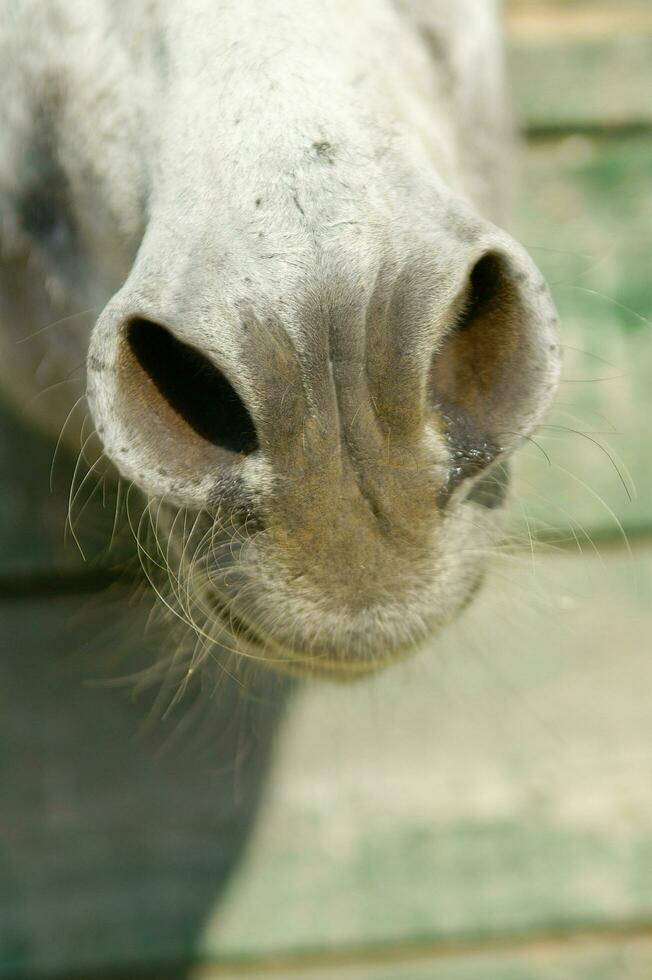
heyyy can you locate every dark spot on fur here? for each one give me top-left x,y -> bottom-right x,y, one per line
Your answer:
292,192 -> 305,216
313,140 -> 335,164
208,471 -> 263,531
18,135 -> 77,259
154,29 -> 169,78
419,26 -> 454,92
19,188 -> 71,249
441,213 -> 476,245
255,197 -> 262,208
368,500 -> 392,534
88,355 -> 107,373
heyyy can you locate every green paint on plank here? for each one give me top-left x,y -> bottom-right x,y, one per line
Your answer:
199,550 -> 652,962
509,36 -> 652,131
511,133 -> 652,539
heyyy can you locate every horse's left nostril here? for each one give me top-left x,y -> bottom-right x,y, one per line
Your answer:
125,318 -> 259,456
429,247 -> 559,495
455,252 -> 502,330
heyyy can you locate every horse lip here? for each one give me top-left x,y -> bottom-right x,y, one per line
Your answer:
281,655 -> 408,681
207,589 -> 416,677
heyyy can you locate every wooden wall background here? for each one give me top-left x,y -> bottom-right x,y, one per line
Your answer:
2,1 -> 652,977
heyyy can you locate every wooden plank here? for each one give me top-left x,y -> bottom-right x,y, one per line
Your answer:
194,547 -> 652,962
510,132 -> 652,542
3,551 -> 652,976
507,36 -> 652,132
0,593 -> 289,978
190,933 -> 652,978
505,0 -> 652,132
506,2 -> 652,42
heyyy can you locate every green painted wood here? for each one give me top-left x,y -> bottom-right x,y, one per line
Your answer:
193,935 -> 652,979
506,2 -> 652,132
509,36 -> 652,132
510,1 -> 652,6
6,552 -> 652,977
0,593 -> 288,978
510,131 -> 652,543
0,399 -> 133,579
194,547 -> 652,962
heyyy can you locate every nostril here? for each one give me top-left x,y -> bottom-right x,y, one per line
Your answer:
430,250 -> 527,436
430,247 -> 558,497
125,318 -> 258,455
456,252 -> 502,330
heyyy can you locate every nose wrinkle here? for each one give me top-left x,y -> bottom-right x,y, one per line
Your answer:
326,304 -> 397,526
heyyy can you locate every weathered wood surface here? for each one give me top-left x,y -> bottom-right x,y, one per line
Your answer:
0,404 -> 132,580
5,550 -> 650,979
191,933 -> 652,979
506,1 -> 652,131
0,594 -> 289,979
510,132 -> 652,542
195,549 -> 652,966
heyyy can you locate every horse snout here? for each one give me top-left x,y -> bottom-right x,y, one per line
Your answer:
86,227 -> 560,675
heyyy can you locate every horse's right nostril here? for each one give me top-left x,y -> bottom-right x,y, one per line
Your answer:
125,318 -> 259,456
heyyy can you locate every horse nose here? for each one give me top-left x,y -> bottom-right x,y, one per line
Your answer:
87,235 -> 559,511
